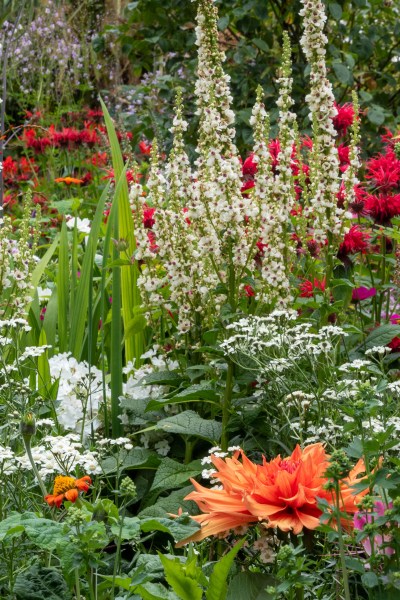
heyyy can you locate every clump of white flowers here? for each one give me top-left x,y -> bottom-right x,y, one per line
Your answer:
48,353 -> 109,436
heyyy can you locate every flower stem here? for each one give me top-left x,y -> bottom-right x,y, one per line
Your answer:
75,568 -> 81,600
335,482 -> 351,600
23,436 -> 48,498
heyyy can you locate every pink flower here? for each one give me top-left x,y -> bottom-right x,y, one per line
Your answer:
354,501 -> 394,557
352,287 -> 377,302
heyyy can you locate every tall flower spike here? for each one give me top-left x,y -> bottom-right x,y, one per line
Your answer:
341,92 -> 361,214
300,0 -> 342,243
255,35 -> 297,307
166,88 -> 192,211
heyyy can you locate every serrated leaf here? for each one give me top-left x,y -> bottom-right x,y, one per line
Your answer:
13,565 -> 71,600
21,514 -> 66,551
364,324 -> 400,349
140,515 -> 200,543
207,538 -> 246,600
150,458 -> 202,493
156,411 -> 222,442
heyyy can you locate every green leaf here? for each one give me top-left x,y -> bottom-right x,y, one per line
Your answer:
111,516 -> 140,540
133,582 -> 180,600
21,515 -> 66,551
124,314 -> 147,338
345,557 -> 365,574
252,38 -> 269,52
217,16 -> 229,30
332,62 -> 352,85
101,447 -> 160,474
328,3 -> 342,19
156,411 -> 222,442
150,458 -> 202,493
140,515 -> 200,543
13,565 -> 71,600
367,105 -> 385,126
226,571 -> 275,600
37,328 -> 51,398
361,572 -> 379,588
100,99 -> 143,366
0,512 -> 25,541
207,539 -> 246,600
158,554 -> 203,600
140,370 -> 184,387
364,324 -> 400,349
139,485 -> 199,518
68,184 -> 109,360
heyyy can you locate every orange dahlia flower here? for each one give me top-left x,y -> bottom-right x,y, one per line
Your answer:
45,475 -> 92,508
177,444 -> 367,546
55,176 -> 84,185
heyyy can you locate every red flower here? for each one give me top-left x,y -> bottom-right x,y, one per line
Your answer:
349,185 -> 366,214
45,475 -> 92,508
332,102 -> 355,136
337,144 -> 350,169
139,140 -> 152,155
363,193 -> 400,225
143,206 -> 156,229
242,153 -> 257,177
244,285 -> 255,297
338,225 -> 369,259
366,151 -> 400,191
299,278 -> 326,298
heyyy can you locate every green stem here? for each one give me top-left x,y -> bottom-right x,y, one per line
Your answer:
221,360 -> 234,451
335,482 -> 351,600
23,436 -> 48,498
75,568 -> 81,600
111,511 -> 125,600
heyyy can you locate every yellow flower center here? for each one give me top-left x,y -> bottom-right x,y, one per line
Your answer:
53,475 -> 76,496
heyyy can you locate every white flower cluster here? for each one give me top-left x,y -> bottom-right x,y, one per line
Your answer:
48,353 -> 109,435
299,0 -> 347,242
17,433 -> 101,479
221,312 -> 347,376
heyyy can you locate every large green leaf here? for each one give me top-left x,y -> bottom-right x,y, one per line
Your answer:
13,565 -> 71,600
150,458 -> 202,493
364,324 -> 400,350
156,411 -> 222,442
140,514 -> 200,543
139,485 -> 198,518
101,447 -> 160,474
56,221 -> 69,352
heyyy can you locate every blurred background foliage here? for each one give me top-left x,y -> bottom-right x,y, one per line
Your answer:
2,0 -> 400,153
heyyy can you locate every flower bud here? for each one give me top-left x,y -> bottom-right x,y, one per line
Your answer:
20,412 -> 36,440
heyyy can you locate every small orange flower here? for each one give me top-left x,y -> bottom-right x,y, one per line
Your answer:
45,475 -> 91,508
55,176 -> 84,185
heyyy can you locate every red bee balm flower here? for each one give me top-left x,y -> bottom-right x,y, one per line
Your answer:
45,475 -> 92,508
363,193 -> 400,225
332,102 -> 355,136
338,225 -> 369,259
366,151 -> 400,191
299,278 -> 326,298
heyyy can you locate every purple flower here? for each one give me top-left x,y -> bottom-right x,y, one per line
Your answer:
389,314 -> 400,325
354,501 -> 394,556
352,287 -> 377,302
